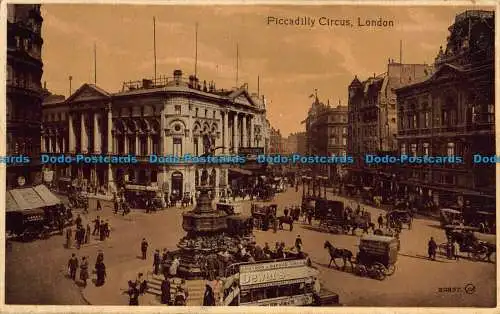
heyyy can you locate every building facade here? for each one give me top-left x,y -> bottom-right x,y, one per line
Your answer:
303,97 -> 348,180
6,4 -> 44,188
283,132 -> 307,155
395,10 -> 495,209
41,70 -> 267,199
269,127 -> 285,154
347,61 -> 433,189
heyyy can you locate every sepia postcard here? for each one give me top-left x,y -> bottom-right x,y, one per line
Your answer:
1,1 -> 498,311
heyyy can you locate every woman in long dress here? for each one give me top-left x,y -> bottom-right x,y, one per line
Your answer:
79,256 -> 89,287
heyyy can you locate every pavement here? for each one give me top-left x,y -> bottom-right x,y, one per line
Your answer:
5,186 -> 496,307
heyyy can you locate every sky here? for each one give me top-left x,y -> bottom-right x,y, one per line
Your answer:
40,4 -> 494,136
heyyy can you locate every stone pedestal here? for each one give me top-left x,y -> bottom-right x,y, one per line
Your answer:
168,184 -> 254,279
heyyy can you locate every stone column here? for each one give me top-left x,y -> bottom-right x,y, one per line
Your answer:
93,112 -> 101,154
124,135 -> 129,154
198,136 -> 203,156
242,115 -> 247,148
135,133 -> 140,156
107,107 -> 113,154
55,133 -> 60,153
163,130 -> 168,156
223,111 -> 229,154
62,136 -> 66,152
233,113 -> 238,154
69,114 -> 76,153
147,134 -> 152,155
249,116 -> 254,148
48,135 -> 53,153
81,113 -> 88,153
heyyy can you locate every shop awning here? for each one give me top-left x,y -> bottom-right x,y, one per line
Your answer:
229,168 -> 253,176
6,185 -> 61,212
34,185 -> 61,207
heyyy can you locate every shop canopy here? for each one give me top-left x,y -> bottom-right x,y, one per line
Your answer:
6,185 -> 62,212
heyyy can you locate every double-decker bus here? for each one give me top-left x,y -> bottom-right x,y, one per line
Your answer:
221,258 -> 340,306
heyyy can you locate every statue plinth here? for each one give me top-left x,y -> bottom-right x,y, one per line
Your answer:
182,185 -> 228,234
169,184 -> 253,279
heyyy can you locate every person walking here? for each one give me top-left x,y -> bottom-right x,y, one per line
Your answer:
203,284 -> 215,306
80,256 -> 89,287
169,256 -> 180,277
99,220 -> 106,241
92,216 -> 100,236
141,238 -> 149,260
104,220 -> 110,238
97,199 -> 102,211
75,226 -> 82,249
95,260 -> 106,286
126,281 -> 140,305
428,237 -> 437,260
153,249 -> 161,275
85,223 -> 91,244
75,214 -> 82,228
68,253 -> 79,281
66,227 -> 73,249
453,240 -> 460,260
377,214 -> 384,229
161,275 -> 171,305
295,235 -> 302,252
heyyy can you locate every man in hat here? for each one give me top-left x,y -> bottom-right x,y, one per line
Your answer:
153,249 -> 161,275
295,235 -> 302,252
75,214 -> 82,228
141,238 -> 149,260
68,253 -> 79,281
92,216 -> 100,236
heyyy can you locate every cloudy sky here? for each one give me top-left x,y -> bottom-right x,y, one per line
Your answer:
40,4 -> 492,136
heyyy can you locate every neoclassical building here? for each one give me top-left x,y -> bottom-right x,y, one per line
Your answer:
42,70 -> 268,199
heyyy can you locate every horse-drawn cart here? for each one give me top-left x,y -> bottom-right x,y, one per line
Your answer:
354,235 -> 399,280
386,210 -> 413,230
439,225 -> 494,262
251,203 -> 277,230
317,200 -> 346,234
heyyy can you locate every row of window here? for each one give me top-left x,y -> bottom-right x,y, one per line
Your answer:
400,142 -> 456,157
327,115 -> 348,123
400,104 -> 495,130
6,65 -> 40,90
329,137 -> 348,146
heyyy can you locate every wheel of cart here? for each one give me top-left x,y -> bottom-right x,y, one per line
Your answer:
369,262 -> 387,281
467,244 -> 489,262
356,235 -> 398,280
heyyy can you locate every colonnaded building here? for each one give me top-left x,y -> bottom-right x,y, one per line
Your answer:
41,70 -> 269,199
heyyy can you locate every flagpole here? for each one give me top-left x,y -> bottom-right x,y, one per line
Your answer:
154,16 -> 157,83
236,43 -> 239,87
94,43 -> 97,85
195,22 -> 199,78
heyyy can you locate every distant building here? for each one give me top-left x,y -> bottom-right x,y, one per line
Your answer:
6,4 -> 44,188
284,132 -> 307,155
303,97 -> 348,180
395,10 -> 495,209
269,127 -> 285,154
347,60 -> 433,189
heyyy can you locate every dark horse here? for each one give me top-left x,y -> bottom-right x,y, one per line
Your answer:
278,216 -> 294,231
324,240 -> 354,271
